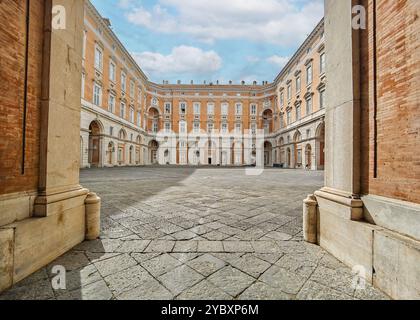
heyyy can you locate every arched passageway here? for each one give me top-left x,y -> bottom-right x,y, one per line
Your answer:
88,121 -> 102,167
149,140 -> 159,164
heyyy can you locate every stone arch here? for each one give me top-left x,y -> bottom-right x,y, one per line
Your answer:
148,107 -> 160,133
305,144 -> 312,169
262,109 -> 273,134
88,120 -> 104,167
264,141 -> 273,166
315,122 -> 325,170
149,140 -> 159,164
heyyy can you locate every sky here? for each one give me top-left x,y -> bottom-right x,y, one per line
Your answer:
90,0 -> 324,84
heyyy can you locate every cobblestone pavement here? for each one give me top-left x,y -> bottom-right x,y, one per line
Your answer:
0,167 -> 389,300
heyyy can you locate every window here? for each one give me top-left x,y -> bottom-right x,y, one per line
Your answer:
109,61 -> 116,82
221,123 -> 228,133
152,121 -> 158,133
110,127 -> 114,136
193,103 -> 200,115
130,80 -> 135,97
306,96 -> 313,115
306,64 -> 313,85
235,103 -> 242,115
251,123 -> 257,135
120,102 -> 126,118
129,107 -> 134,123
296,76 -> 301,93
94,46 -> 103,70
165,103 -> 171,114
137,113 -> 141,127
121,72 -> 126,92
164,122 -> 171,133
207,103 -> 214,115
108,94 -> 115,113
320,53 -> 326,74
320,89 -> 325,109
138,88 -> 142,103
287,110 -> 292,125
193,122 -> 200,133
81,73 -> 85,99
152,97 -> 158,106
280,92 -> 284,106
221,103 -> 228,116
83,31 -> 87,60
287,84 -> 292,101
296,105 -> 301,121
235,123 -> 242,133
93,83 -> 102,106
180,102 -> 187,114
250,104 -> 257,115
179,121 -> 187,134
207,123 -> 214,133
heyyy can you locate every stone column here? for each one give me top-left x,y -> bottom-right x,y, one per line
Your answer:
313,0 -> 372,281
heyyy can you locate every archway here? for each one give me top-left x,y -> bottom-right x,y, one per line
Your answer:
262,109 -> 273,134
88,120 -> 102,167
232,141 -> 243,166
264,141 -> 273,166
148,107 -> 160,133
129,145 -> 134,164
149,140 -> 159,164
316,122 -> 325,170
305,144 -> 312,169
293,130 -> 302,169
287,147 -> 291,168
278,137 -> 284,165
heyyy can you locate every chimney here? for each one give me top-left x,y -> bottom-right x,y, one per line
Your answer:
216,80 -> 219,85
253,81 -> 257,85
191,80 -> 194,84
241,81 -> 245,85
229,80 -> 233,85
177,80 -> 181,85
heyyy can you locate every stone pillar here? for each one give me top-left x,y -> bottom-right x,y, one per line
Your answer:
313,0 -> 371,281
303,194 -> 318,244
85,192 -> 101,240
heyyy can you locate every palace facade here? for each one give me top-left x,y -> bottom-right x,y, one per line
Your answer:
81,0 -> 326,169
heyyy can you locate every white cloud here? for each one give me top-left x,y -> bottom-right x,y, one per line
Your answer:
133,45 -> 222,75
118,0 -> 134,9
125,0 -> 324,45
267,55 -> 290,68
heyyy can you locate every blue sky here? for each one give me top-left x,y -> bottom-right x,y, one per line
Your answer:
91,0 -> 324,84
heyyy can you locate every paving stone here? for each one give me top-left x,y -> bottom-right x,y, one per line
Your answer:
251,241 -> 281,253
223,241 -> 254,253
296,280 -> 354,300
170,253 -> 202,263
117,278 -> 174,300
259,265 -> 306,295
264,231 -> 293,241
176,280 -> 232,300
158,265 -> 204,295
187,254 -> 227,276
207,266 -> 256,297
309,265 -> 355,296
93,253 -> 137,277
144,240 -> 175,252
239,281 -> 293,300
141,254 -> 182,277
104,265 -> 153,295
197,241 -> 224,252
73,238 -> 122,253
54,264 -> 102,294
202,230 -> 231,241
47,251 -> 90,272
0,278 -> 54,300
172,230 -> 198,240
173,241 -> 198,252
57,279 -> 113,300
275,253 -> 318,279
229,254 -> 271,278
130,252 -> 161,263
115,240 -> 151,253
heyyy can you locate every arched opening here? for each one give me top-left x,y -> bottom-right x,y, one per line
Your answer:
148,107 -> 160,133
278,137 -> 284,165
107,142 -> 114,165
305,144 -> 312,169
262,109 -> 273,134
293,130 -> 302,169
117,129 -> 127,165
287,147 -> 291,168
129,145 -> 134,164
149,140 -> 159,164
264,141 -> 273,166
316,122 -> 325,170
88,120 -> 102,167
232,141 -> 243,166
164,149 -> 170,165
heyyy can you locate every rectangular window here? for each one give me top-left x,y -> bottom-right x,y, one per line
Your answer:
320,90 -> 325,109
179,121 -> 187,134
129,107 -> 134,123
221,123 -> 228,133
165,103 -> 171,114
94,47 -> 103,70
280,92 -> 284,106
193,122 -> 200,133
193,103 -> 200,115
306,97 -> 313,115
251,123 -> 257,135
287,110 -> 292,125
93,83 -> 102,106
235,103 -> 242,115
207,123 -> 214,133
165,122 -> 171,132
221,103 -> 228,116
108,94 -> 115,113
250,104 -> 257,115
180,102 -> 187,114
109,61 -> 116,82
320,53 -> 326,74
137,113 -> 141,127
120,102 -> 126,119
207,103 -> 215,115
306,64 -> 313,85
110,127 -> 114,136
296,105 -> 301,121
296,76 -> 301,93
130,80 -> 135,97
235,123 -> 242,133
287,84 -> 292,101
121,72 -> 126,92
152,122 -> 158,133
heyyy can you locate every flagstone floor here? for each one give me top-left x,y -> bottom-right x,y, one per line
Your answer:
0,167 -> 389,300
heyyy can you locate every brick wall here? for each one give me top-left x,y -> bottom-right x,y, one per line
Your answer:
360,0 -> 420,203
0,1 -> 44,195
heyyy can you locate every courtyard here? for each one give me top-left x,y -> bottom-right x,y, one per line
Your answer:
0,167 -> 388,300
